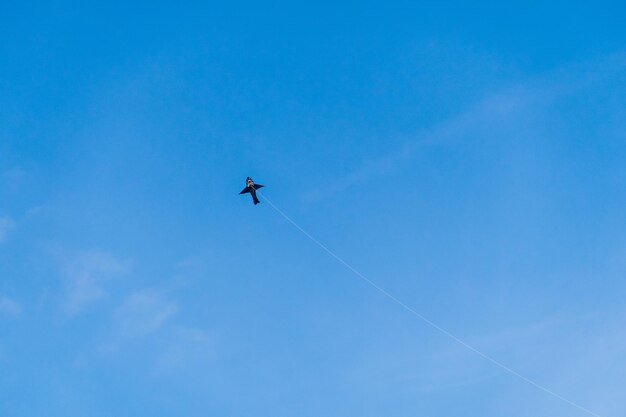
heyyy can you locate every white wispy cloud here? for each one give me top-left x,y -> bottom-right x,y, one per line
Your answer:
97,289 -> 179,356
153,326 -> 215,374
0,294 -> 22,317
303,86 -> 538,202
62,251 -> 129,316
0,217 -> 15,243
113,290 -> 178,338
94,286 -> 216,374
304,53 -> 626,203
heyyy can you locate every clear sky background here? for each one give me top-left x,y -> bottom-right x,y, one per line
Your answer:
1,1 -> 625,416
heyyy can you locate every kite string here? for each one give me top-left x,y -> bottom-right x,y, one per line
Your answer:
258,191 -> 600,417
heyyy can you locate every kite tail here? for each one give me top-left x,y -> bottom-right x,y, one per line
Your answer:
252,190 -> 260,205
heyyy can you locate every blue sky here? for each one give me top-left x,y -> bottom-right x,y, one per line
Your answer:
1,1 -> 625,416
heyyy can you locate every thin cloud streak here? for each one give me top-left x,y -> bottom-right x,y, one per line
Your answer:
0,294 -> 21,317
61,251 -> 129,316
113,290 -> 179,339
0,217 -> 15,243
304,53 -> 626,203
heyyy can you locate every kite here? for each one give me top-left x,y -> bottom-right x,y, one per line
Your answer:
239,176 -> 264,205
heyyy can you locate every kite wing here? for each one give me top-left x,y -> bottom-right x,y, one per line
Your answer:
239,184 -> 264,194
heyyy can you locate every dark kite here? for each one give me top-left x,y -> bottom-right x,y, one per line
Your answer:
239,177 -> 264,205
